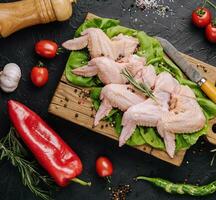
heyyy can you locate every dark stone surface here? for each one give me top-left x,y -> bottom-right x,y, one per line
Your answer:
0,0 -> 216,199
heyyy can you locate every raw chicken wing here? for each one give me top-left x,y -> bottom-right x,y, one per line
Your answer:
112,34 -> 139,58
62,29 -> 139,60
138,65 -> 157,89
120,55 -> 156,88
62,28 -> 117,60
119,92 -> 170,147
154,72 -> 180,94
94,84 -> 146,126
73,55 -> 155,86
157,85 -> 206,158
119,55 -> 146,76
72,57 -> 128,84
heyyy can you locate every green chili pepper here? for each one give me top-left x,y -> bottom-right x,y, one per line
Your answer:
136,176 -> 216,196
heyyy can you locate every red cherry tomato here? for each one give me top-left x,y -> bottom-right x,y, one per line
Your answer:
31,65 -> 49,87
192,7 -> 212,28
96,156 -> 113,177
35,40 -> 58,59
205,23 -> 216,43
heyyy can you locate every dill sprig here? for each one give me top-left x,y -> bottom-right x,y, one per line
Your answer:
121,69 -> 157,101
0,127 -> 55,200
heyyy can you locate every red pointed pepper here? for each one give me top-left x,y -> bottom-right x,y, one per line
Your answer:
8,100 -> 91,187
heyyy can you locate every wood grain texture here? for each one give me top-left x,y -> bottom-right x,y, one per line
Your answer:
0,0 -> 72,37
49,13 -> 216,166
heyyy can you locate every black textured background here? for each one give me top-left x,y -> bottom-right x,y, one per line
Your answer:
1,0 -> 216,200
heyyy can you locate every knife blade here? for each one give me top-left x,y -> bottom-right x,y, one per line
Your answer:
155,36 -> 216,104
155,36 -> 202,83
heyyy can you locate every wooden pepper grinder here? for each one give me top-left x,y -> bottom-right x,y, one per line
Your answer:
0,0 -> 75,37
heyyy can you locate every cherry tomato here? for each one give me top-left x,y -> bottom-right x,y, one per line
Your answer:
192,7 -> 212,28
31,65 -> 49,87
96,156 -> 113,177
35,40 -> 58,58
205,23 -> 216,43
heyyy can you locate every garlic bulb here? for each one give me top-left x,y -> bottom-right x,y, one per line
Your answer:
0,63 -> 21,93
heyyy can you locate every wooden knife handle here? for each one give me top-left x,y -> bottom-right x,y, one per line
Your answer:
206,132 -> 216,145
0,0 -> 73,37
201,79 -> 216,104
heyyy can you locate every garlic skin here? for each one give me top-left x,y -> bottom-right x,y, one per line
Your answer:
0,63 -> 21,93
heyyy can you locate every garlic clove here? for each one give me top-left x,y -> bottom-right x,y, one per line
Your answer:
1,84 -> 18,93
3,63 -> 21,78
0,63 -> 22,93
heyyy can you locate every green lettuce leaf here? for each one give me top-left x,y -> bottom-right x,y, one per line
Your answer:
197,98 -> 216,120
176,124 -> 208,151
65,51 -> 101,87
127,128 -> 146,146
162,56 -> 184,79
136,31 -> 164,62
75,18 -> 120,37
114,112 -> 123,135
90,87 -> 102,110
140,128 -> 165,150
113,112 -> 146,146
106,25 -> 138,38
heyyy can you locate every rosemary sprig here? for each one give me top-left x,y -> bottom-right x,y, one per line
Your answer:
210,149 -> 216,166
0,127 -> 54,200
121,69 -> 157,101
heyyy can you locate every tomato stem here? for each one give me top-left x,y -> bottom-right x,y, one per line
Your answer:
56,47 -> 64,55
202,0 -> 207,7
196,9 -> 205,16
71,178 -> 91,186
37,61 -> 44,67
206,0 -> 216,10
106,176 -> 112,183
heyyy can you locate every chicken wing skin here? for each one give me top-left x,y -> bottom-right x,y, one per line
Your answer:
72,57 -> 128,85
63,28 -> 117,59
62,28 -> 139,60
154,72 -> 180,94
72,56 -> 155,86
94,84 -> 146,126
112,34 -> 139,58
119,92 -> 170,147
157,85 -> 206,158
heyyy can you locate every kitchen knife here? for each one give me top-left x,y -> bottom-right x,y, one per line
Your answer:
156,36 -> 216,103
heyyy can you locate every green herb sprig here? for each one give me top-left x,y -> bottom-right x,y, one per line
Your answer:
0,127 -> 55,200
210,149 -> 216,166
121,69 -> 157,101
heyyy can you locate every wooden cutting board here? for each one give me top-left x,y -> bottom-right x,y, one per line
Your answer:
49,13 -> 216,166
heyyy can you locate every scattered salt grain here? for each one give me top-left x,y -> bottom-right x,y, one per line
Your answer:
135,0 -> 175,17
136,0 -> 158,9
